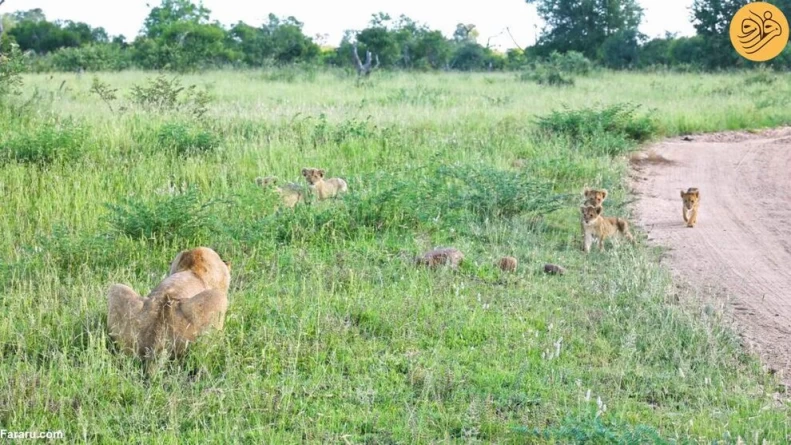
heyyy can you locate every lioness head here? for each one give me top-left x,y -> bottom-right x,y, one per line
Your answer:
583,188 -> 608,206
301,167 -> 325,185
580,204 -> 602,224
256,176 -> 278,187
680,188 -> 699,209
168,247 -> 231,292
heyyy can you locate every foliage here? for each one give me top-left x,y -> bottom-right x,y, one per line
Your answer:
129,73 -> 212,119
527,0 -> 644,60
535,103 -> 658,146
106,188 -> 218,241
155,121 -> 220,156
0,118 -> 88,166
0,38 -> 25,99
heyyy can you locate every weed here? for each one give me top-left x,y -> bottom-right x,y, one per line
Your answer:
156,122 -> 221,156
0,118 -> 88,165
535,103 -> 658,144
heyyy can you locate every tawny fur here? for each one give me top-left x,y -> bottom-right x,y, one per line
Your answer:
580,205 -> 635,253
256,176 -> 305,209
106,247 -> 231,362
680,187 -> 700,228
580,187 -> 609,248
498,256 -> 518,272
415,247 -> 464,269
301,167 -> 348,200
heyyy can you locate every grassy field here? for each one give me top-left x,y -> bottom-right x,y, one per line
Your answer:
1,68 -> 791,443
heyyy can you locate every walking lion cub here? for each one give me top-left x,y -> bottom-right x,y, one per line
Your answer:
580,205 -> 635,253
680,187 -> 700,228
256,176 -> 305,209
301,167 -> 348,200
106,247 -> 231,364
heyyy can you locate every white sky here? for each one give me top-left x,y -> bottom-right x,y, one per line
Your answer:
5,0 -> 696,50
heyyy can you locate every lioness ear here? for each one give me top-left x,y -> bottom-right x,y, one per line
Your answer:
595,206 -> 603,215
223,260 -> 231,270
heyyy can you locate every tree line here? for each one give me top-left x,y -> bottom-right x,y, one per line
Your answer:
0,0 -> 788,72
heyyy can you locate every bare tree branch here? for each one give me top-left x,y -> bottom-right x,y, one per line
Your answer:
352,41 -> 378,77
505,27 -> 524,52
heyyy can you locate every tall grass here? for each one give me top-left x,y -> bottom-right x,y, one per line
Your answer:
0,69 -> 789,443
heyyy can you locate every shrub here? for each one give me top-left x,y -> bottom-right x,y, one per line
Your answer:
48,44 -> 132,72
105,188 -> 219,242
129,74 -> 212,119
156,122 -> 221,156
535,103 -> 658,145
0,118 -> 88,166
0,39 -> 25,100
549,51 -> 593,75
520,64 -> 575,86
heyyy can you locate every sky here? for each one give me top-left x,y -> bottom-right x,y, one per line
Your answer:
6,0 -> 697,50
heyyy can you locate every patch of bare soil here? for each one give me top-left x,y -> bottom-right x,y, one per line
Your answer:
631,126 -> 791,385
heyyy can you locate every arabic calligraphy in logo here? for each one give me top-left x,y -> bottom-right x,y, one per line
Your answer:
730,3 -> 789,62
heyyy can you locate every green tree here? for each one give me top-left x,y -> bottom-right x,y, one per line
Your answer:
525,0 -> 643,59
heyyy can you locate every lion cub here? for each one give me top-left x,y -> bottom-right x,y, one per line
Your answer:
580,187 -> 608,246
107,247 -> 231,364
301,168 -> 348,200
680,187 -> 700,228
256,176 -> 305,209
580,205 -> 635,253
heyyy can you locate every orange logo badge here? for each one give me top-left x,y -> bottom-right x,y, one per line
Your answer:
730,2 -> 789,61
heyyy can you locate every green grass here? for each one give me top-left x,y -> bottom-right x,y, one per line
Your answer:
1,69 -> 790,443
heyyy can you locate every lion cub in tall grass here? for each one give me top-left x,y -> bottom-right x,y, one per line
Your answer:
256,176 -> 305,209
580,204 -> 635,253
301,167 -> 348,200
680,187 -> 700,228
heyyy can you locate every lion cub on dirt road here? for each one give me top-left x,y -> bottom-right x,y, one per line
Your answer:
680,187 -> 700,228
256,176 -> 305,209
580,204 -> 635,253
301,167 -> 348,200
107,247 -> 230,364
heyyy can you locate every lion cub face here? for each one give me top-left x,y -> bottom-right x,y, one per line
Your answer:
583,188 -> 608,207
680,188 -> 699,209
580,204 -> 603,224
301,168 -> 325,185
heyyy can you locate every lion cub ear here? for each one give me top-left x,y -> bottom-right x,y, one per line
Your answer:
595,206 -> 603,215
583,187 -> 591,196
223,260 -> 231,271
680,190 -> 686,198
318,169 -> 325,177
301,168 -> 308,176
692,190 -> 699,197
580,205 -> 586,213
600,190 -> 608,199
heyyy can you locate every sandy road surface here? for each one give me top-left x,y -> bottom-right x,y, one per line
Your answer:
631,127 -> 791,383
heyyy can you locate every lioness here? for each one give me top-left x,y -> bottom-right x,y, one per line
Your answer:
580,205 -> 635,253
301,167 -> 348,200
106,247 -> 230,363
680,187 -> 700,228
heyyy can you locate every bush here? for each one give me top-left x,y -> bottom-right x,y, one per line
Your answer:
129,74 -> 212,119
47,44 -> 132,72
535,103 -> 658,145
549,51 -> 593,75
105,188 -> 219,242
0,118 -> 88,166
520,64 -> 575,86
156,122 -> 221,156
0,39 -> 25,100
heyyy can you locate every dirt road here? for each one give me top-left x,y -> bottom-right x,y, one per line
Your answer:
631,127 -> 791,383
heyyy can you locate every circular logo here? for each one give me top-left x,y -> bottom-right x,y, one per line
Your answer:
730,2 -> 789,61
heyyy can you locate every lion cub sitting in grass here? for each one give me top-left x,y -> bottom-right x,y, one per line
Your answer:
301,167 -> 348,200
106,247 -> 231,365
680,187 -> 700,228
580,187 -> 608,247
580,204 -> 635,253
256,176 -> 305,209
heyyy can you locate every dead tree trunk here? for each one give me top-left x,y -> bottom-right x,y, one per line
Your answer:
352,42 -> 379,77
